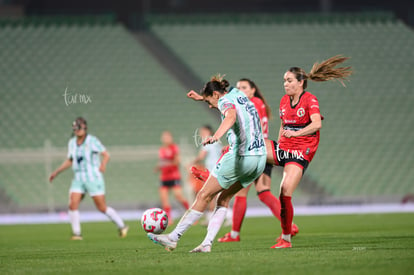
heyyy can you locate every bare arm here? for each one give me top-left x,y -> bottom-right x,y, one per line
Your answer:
277,121 -> 283,142
49,158 -> 73,182
281,114 -> 322,138
187,90 -> 204,101
99,150 -> 110,173
203,108 -> 237,145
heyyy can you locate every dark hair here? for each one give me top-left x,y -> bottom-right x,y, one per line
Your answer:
201,74 -> 230,97
238,78 -> 272,119
73,117 -> 87,130
288,55 -> 352,90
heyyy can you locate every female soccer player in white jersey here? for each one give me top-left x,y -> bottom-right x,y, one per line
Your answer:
218,78 -> 298,242
49,117 -> 128,240
147,75 -> 267,252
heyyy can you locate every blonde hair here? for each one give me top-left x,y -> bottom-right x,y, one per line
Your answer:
289,55 -> 352,89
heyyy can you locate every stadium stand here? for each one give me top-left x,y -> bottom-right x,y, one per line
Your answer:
0,16 -> 218,211
1,13 -> 413,212
147,12 -> 414,201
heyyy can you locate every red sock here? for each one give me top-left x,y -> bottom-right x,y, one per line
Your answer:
232,196 -> 247,232
280,195 -> 293,235
258,190 -> 281,221
164,206 -> 172,221
182,201 -> 189,210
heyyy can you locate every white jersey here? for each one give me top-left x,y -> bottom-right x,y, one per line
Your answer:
218,88 -> 266,156
201,142 -> 222,171
67,134 -> 106,182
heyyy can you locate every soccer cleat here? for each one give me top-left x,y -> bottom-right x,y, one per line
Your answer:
147,233 -> 177,251
119,226 -> 129,238
275,223 -> 299,241
190,166 -> 210,182
217,232 -> 240,242
291,223 -> 299,237
189,244 -> 211,253
70,234 -> 83,241
271,238 -> 292,249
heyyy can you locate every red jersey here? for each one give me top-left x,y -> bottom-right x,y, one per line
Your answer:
250,97 -> 269,139
278,91 -> 323,162
158,144 -> 181,181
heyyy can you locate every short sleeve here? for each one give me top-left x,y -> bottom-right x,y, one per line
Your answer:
91,136 -> 106,153
218,98 -> 235,116
172,144 -> 179,155
67,140 -> 73,160
308,95 -> 321,116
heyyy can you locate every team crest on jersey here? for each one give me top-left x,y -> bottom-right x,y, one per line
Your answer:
297,107 -> 305,117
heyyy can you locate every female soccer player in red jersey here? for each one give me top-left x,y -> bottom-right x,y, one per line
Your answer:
155,131 -> 189,224
267,55 -> 352,248
218,78 -> 298,243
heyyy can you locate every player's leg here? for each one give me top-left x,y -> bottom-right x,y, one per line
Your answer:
92,194 -> 128,237
68,191 -> 83,239
271,163 -> 303,248
218,184 -> 250,242
191,181 -> 244,252
148,175 -> 224,251
172,183 -> 190,210
88,178 -> 128,237
192,155 -> 266,252
255,166 -> 281,222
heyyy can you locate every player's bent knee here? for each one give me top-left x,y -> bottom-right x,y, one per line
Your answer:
196,189 -> 214,204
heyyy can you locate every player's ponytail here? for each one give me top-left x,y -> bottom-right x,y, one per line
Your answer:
289,55 -> 352,89
201,74 -> 229,97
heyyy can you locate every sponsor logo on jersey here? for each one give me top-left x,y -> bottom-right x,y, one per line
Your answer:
297,107 -> 305,117
77,156 -> 83,164
237,96 -> 249,105
248,138 -> 265,151
310,104 -> 319,109
279,109 -> 285,117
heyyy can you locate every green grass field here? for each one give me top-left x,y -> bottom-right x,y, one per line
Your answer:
1,213 -> 413,274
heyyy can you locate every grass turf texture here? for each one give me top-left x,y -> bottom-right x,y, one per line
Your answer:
1,213 -> 413,274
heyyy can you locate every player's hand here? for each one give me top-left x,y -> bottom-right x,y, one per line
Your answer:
187,90 -> 204,101
99,164 -> 106,173
49,171 -> 58,183
282,130 -> 297,138
202,136 -> 218,145
221,145 -> 230,154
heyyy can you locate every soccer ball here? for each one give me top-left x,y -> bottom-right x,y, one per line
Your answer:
141,208 -> 168,234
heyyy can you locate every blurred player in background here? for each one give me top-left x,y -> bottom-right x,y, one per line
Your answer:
155,131 -> 189,225
190,125 -> 224,225
49,117 -> 128,240
267,55 -> 352,248
218,78 -> 298,243
148,75 -> 267,252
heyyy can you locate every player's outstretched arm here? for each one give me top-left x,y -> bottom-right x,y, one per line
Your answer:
49,158 -> 72,182
187,90 -> 204,101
